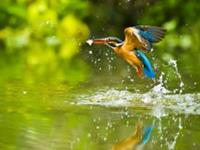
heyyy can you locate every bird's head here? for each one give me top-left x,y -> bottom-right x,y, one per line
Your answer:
86,37 -> 123,49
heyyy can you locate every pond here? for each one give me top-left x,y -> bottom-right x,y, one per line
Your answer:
0,79 -> 199,150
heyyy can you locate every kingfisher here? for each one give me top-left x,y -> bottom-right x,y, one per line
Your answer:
87,25 -> 166,78
112,122 -> 154,150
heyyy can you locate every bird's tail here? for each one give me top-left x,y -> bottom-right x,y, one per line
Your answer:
140,126 -> 154,145
135,125 -> 154,150
135,50 -> 155,78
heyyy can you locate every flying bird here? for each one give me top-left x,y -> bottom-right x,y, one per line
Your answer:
87,25 -> 166,78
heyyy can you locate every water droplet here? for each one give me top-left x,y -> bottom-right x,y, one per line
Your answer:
178,118 -> 183,129
151,72 -> 170,94
169,59 -> 185,93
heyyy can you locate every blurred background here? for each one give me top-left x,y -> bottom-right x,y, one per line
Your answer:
0,0 -> 200,90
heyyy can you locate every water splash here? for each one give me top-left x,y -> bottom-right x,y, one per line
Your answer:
71,88 -> 200,115
151,59 -> 185,95
168,59 -> 185,93
151,105 -> 167,119
151,72 -> 170,94
166,117 -> 183,150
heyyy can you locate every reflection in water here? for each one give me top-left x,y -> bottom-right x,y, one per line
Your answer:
112,122 -> 153,150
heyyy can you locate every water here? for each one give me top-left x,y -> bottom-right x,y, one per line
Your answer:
0,81 -> 199,150
0,62 -> 200,150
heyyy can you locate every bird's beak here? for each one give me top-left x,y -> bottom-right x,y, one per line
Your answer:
86,38 -> 109,46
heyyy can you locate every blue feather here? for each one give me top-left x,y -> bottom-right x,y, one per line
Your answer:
134,26 -> 165,44
139,31 -> 155,43
135,50 -> 155,78
140,126 -> 154,145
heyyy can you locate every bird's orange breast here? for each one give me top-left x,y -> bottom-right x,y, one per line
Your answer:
115,47 -> 142,67
114,47 -> 143,77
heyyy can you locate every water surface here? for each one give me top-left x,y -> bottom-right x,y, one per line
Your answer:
0,82 -> 199,150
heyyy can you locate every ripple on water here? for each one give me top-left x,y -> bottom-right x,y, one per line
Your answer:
71,88 -> 200,116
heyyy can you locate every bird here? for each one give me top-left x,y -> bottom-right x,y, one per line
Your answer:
112,122 -> 154,150
86,25 -> 166,78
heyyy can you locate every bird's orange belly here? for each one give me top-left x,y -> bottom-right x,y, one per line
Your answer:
117,50 -> 143,77
118,51 -> 141,67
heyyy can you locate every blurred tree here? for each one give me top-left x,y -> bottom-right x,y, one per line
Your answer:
0,0 -> 90,84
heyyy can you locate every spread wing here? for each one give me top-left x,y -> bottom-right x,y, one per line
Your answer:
133,25 -> 166,51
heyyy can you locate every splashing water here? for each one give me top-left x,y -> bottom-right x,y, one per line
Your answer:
168,59 -> 185,93
166,118 -> 183,150
78,51 -> 198,149
61,57 -> 197,150
151,72 -> 170,94
71,87 -> 200,115
67,85 -> 200,150
71,58 -> 198,117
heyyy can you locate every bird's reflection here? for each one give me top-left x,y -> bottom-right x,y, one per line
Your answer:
112,122 -> 153,150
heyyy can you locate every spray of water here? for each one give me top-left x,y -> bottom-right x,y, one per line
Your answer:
150,59 -> 185,95
168,59 -> 185,93
166,117 -> 183,150
151,72 -> 170,94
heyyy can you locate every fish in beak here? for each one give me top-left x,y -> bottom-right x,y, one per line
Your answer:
86,38 -> 110,46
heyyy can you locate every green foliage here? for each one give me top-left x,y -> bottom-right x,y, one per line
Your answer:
0,0 -> 200,88
0,0 -> 90,84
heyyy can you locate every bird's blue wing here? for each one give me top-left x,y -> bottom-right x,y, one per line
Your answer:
140,125 -> 154,145
136,50 -> 155,78
135,25 -> 166,43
